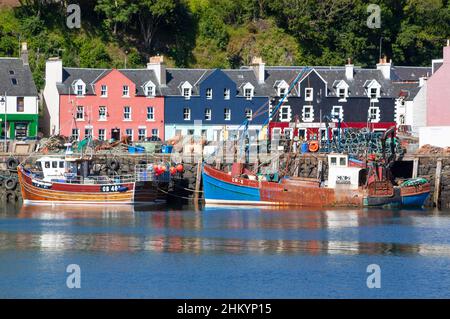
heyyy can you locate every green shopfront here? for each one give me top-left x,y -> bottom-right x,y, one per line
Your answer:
0,114 -> 38,139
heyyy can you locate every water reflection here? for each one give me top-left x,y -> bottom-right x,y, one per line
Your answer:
0,203 -> 449,257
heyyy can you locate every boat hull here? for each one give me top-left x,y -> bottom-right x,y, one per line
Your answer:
18,166 -> 136,204
202,164 -> 430,208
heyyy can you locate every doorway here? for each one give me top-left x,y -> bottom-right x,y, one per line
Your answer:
111,128 -> 120,140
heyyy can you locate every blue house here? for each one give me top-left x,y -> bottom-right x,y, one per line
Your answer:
162,67 -> 269,141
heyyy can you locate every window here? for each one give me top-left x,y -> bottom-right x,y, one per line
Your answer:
224,108 -> 231,121
98,129 -> 105,141
145,85 -> 155,97
123,106 -> 131,120
369,88 -> 378,99
100,85 -> 107,97
368,106 -> 380,122
138,128 -> 146,141
183,88 -> 191,99
284,128 -> 293,139
76,106 -> 84,120
224,88 -> 230,100
206,88 -> 212,99
126,128 -> 133,140
84,128 -> 93,139
245,108 -> 252,121
9,70 -> 14,75
302,106 -> 313,122
52,161 -> 57,169
320,128 -> 327,140
16,97 -> 24,112
122,85 -> 129,97
187,129 -> 195,135
76,85 -> 84,96
330,157 -> 337,166
183,108 -> 191,120
337,88 -> 347,100
98,106 -> 106,120
151,128 -> 159,137
11,78 -> 17,85
145,107 -> 154,121
59,161 -> 64,169
204,108 -> 212,121
244,88 -> 253,100
279,87 -> 287,97
305,88 -> 313,101
298,129 -> 306,140
71,129 -> 79,141
280,106 -> 291,122
331,106 -> 343,121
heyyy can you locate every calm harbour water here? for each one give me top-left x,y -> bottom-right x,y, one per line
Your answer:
1,202 -> 450,298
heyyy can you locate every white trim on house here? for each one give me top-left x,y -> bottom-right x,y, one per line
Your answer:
368,106 -> 381,123
302,105 -> 314,122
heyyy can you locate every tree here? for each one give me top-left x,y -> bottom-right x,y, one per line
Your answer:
95,0 -> 138,35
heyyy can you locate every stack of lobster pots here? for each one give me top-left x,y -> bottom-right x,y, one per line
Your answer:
0,156 -> 21,203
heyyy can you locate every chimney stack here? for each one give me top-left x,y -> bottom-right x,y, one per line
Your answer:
21,42 -> 29,65
251,56 -> 265,84
443,39 -> 450,63
147,55 -> 166,86
345,58 -> 354,80
376,56 -> 392,79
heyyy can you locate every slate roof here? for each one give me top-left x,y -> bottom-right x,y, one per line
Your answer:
0,58 -> 38,96
391,82 -> 422,101
160,68 -> 213,96
57,67 -> 161,96
391,66 -> 431,81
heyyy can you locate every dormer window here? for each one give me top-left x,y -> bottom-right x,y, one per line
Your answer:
224,88 -> 230,100
122,85 -> 129,97
279,87 -> 287,97
181,81 -> 192,99
206,88 -> 212,99
243,83 -> 254,100
337,88 -> 347,100
369,88 -> 378,99
275,80 -> 289,98
365,80 -> 381,101
305,88 -> 313,101
73,80 -> 86,96
334,80 -> 349,101
144,81 -> 156,97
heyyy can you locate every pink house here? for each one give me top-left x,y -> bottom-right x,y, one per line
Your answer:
427,43 -> 450,126
44,57 -> 166,141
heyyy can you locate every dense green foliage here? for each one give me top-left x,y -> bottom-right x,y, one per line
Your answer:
0,0 -> 448,89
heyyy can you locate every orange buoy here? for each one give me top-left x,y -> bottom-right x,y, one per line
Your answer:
176,164 -> 184,172
308,140 -> 319,152
169,167 -> 177,175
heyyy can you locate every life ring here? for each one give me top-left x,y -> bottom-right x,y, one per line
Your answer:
308,141 -> 319,152
6,157 -> 19,170
106,159 -> 120,171
5,178 -> 17,190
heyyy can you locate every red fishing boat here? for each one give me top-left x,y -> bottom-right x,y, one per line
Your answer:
17,155 -> 169,204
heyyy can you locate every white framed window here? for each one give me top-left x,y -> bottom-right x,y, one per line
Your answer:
76,106 -> 84,120
183,88 -> 191,98
305,88 -> 313,101
71,128 -> 79,141
138,128 -> 146,141
100,85 -> 107,97
126,128 -> 133,140
337,88 -> 348,101
183,108 -> 191,120
204,108 -> 212,121
368,106 -> 380,122
243,83 -> 254,100
122,85 -> 129,97
84,128 -> 93,139
302,105 -> 314,122
147,107 -> 154,120
369,87 -> 379,100
279,87 -> 287,97
123,106 -> 131,120
145,84 -> 155,97
151,128 -> 159,137
98,106 -> 106,120
76,85 -> 84,96
280,105 -> 291,122
245,108 -> 252,121
331,105 -> 343,121
224,88 -> 230,100
206,88 -> 212,99
98,129 -> 105,141
224,108 -> 231,121
284,128 -> 293,139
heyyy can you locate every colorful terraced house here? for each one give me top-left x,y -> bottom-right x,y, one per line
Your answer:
43,56 -> 166,141
0,43 -> 39,139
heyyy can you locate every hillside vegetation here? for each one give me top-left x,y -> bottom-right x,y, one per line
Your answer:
0,0 -> 449,89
